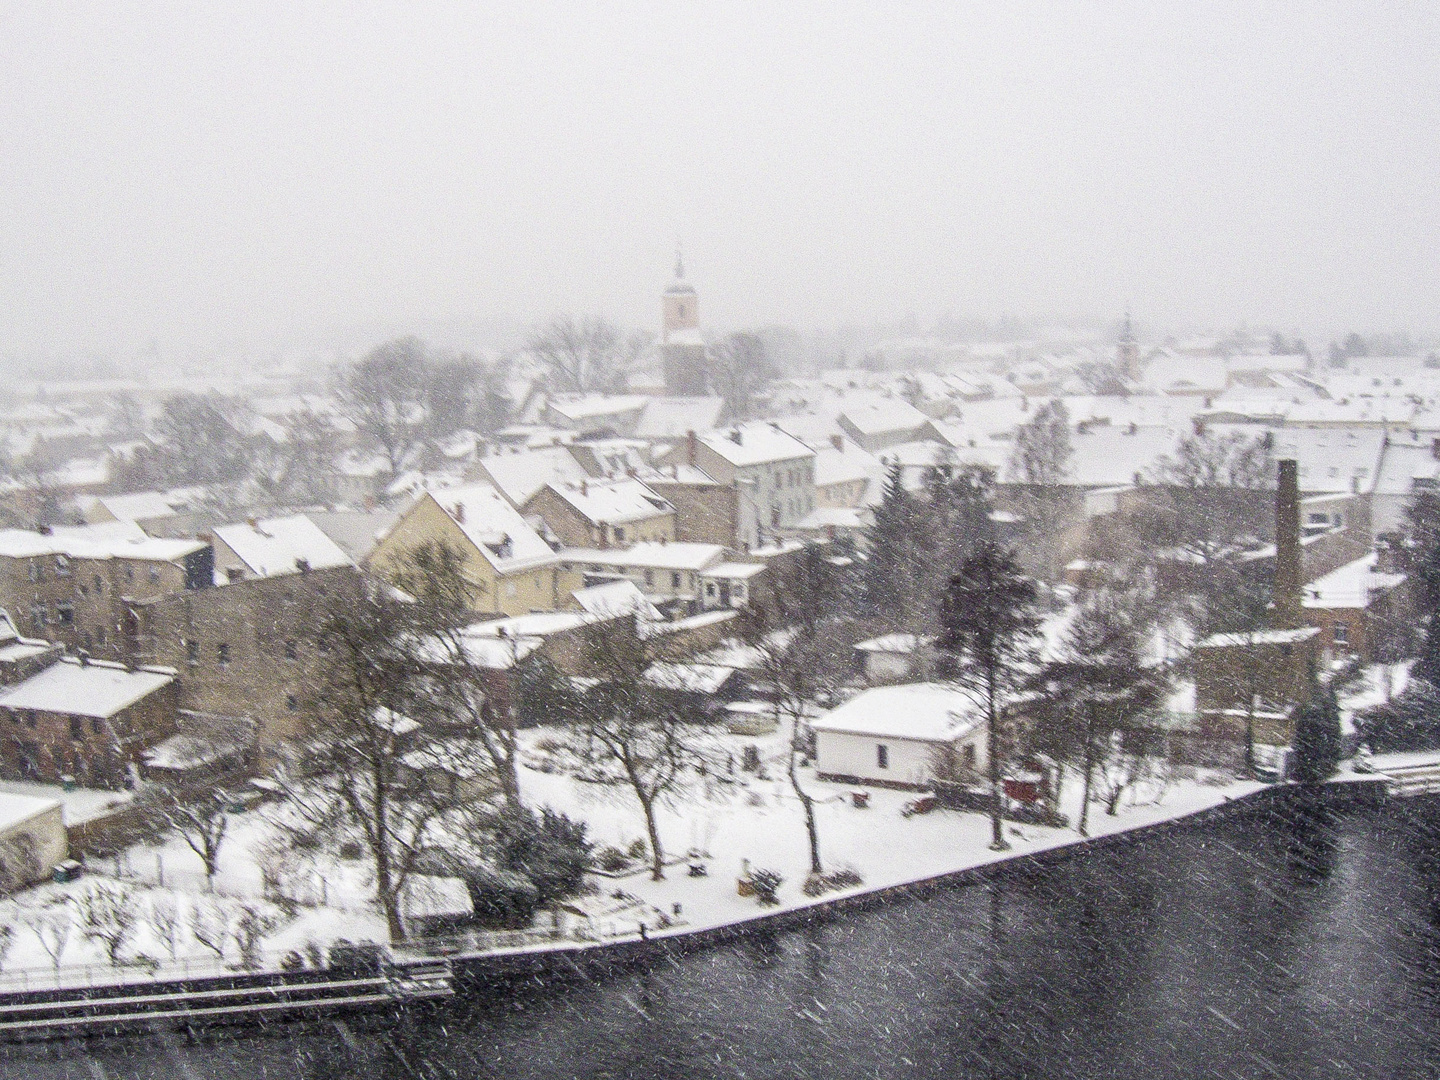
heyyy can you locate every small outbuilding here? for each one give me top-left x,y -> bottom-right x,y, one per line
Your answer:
0,792 -> 66,892
810,683 -> 986,790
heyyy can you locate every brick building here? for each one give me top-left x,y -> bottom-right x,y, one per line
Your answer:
0,524 -> 212,663
127,564 -> 362,762
0,656 -> 179,788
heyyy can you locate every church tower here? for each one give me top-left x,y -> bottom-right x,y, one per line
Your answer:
662,248 -> 699,342
660,247 -> 707,395
1116,311 -> 1141,380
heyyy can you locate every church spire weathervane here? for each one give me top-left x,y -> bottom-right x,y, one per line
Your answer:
674,242 -> 685,282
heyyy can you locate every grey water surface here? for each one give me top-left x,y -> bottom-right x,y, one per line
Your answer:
4,795 -> 1438,1079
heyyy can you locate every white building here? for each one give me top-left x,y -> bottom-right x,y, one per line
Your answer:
810,683 -> 986,790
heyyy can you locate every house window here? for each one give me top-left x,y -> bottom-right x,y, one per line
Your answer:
124,564 -> 134,583
286,694 -> 299,712
284,640 -> 298,661
91,718 -> 104,735
644,570 -> 654,586
706,583 -> 715,597
615,527 -> 626,543
25,712 -> 36,729
217,643 -> 231,667
963,744 -> 977,768
149,566 -> 161,583
5,712 -> 15,725
671,572 -> 681,588
877,744 -> 889,770
96,626 -> 106,645
186,639 -> 200,664
94,574 -> 104,594
1333,623 -> 1349,644
69,718 -> 84,741
56,604 -> 74,626
28,563 -> 41,583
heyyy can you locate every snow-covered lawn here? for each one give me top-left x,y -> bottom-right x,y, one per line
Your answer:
0,725 -> 1264,985
516,726 -> 1266,939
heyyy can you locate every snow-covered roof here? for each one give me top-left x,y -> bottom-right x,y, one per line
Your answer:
473,447 -> 590,506
0,658 -> 174,719
213,515 -> 353,579
541,478 -> 673,525
1194,627 -> 1321,649
795,507 -> 869,530
305,511 -> 401,563
700,423 -> 815,467
467,611 -> 592,639
644,662 -> 737,694
421,484 -> 559,571
0,791 -> 61,834
562,541 -> 726,572
812,440 -> 882,487
838,399 -> 931,437
635,397 -> 726,439
701,562 -> 767,581
0,523 -> 206,564
853,633 -> 932,655
87,490 -> 191,523
572,579 -> 663,620
401,874 -> 474,919
547,395 -> 649,423
1303,553 -> 1406,609
810,683 -> 983,742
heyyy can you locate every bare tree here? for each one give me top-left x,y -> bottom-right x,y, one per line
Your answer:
73,882 -> 138,967
528,315 -> 645,395
938,543 -> 1042,851
741,545 -> 855,880
708,332 -> 777,420
1007,399 -> 1073,578
391,540 -> 525,811
333,337 -> 435,476
29,902 -> 73,974
575,619 -> 707,881
190,900 -> 229,960
148,894 -> 182,962
1144,428 -> 1274,573
151,393 -> 255,487
249,409 -> 339,510
283,571 -> 500,941
142,785 -> 234,890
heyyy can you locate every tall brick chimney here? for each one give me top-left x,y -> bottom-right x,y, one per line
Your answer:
1273,458 -> 1302,628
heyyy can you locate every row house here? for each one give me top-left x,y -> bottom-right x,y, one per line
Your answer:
0,524 -> 212,663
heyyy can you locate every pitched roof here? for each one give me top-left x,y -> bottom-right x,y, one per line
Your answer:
213,515 -> 353,579
0,658 -> 174,719
542,478 -> 673,525
700,423 -> 815,467
810,683 -> 983,742
562,541 -> 726,572
422,484 -> 559,571
473,447 -> 590,506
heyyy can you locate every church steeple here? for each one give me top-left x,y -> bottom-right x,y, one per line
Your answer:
662,244 -> 698,342
1116,309 -> 1141,379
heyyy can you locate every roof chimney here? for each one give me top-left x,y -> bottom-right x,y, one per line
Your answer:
454,503 -> 465,524
730,428 -> 743,445
580,479 -> 588,496
295,557 -> 310,574
1273,458 -> 1302,629
830,434 -> 844,452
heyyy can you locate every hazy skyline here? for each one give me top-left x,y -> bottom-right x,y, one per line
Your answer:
3,3 -> 1439,363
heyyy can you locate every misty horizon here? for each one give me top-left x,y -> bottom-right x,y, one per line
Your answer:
4,4 -> 1439,369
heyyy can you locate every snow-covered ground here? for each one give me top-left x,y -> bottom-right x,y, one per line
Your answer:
516,726 -> 1265,939
0,726 -> 1265,984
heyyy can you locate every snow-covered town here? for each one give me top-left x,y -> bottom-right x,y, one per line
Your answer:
5,6 -> 1440,1074
0,259 -> 1430,1012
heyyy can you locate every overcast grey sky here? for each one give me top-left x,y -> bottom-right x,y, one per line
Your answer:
3,3 -> 1439,362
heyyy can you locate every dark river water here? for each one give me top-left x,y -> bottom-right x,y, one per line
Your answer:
4,793 -> 1440,1079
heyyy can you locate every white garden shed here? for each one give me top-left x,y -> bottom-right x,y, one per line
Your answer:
810,683 -> 986,790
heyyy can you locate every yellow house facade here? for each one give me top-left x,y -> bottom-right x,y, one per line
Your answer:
368,485 -> 581,616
